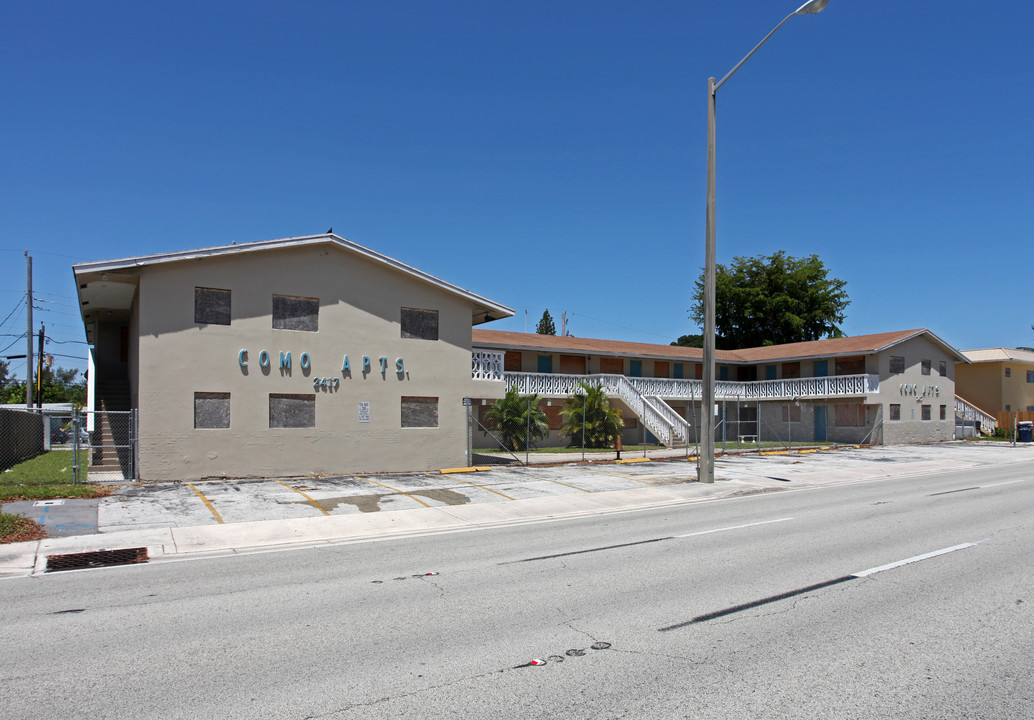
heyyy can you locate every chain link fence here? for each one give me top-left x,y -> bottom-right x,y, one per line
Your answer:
0,407 -> 137,486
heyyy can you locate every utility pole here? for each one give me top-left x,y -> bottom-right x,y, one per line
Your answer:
25,252 -> 33,407
36,325 -> 45,408
561,311 -> 567,337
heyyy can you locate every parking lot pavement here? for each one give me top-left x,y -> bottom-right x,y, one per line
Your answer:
85,441 -> 1029,534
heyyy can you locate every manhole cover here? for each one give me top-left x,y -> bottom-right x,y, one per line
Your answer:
46,547 -> 149,572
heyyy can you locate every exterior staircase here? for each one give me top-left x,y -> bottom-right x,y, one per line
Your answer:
89,380 -> 134,476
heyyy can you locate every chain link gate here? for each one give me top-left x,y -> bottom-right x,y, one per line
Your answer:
74,409 -> 138,483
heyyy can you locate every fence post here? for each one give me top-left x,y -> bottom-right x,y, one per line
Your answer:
581,392 -> 586,463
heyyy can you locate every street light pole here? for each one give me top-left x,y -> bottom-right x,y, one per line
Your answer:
699,0 -> 830,484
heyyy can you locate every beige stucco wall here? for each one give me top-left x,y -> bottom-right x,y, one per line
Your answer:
134,244 -> 491,481
874,336 -> 956,444
955,362 -> 1002,414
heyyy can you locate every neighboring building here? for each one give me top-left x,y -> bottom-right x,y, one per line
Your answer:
471,328 -> 967,448
956,347 -> 1034,416
73,234 -> 513,481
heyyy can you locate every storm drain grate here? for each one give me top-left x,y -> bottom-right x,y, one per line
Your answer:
46,547 -> 149,572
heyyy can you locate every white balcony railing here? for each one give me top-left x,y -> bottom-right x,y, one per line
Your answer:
498,372 -> 879,401
472,351 -> 505,381
954,395 -> 997,434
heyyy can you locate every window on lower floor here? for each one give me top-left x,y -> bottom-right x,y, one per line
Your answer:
889,404 -> 901,421
940,405 -> 947,420
194,392 -> 230,428
921,404 -> 931,421
273,294 -> 319,332
402,396 -> 438,428
782,404 -> 802,423
269,394 -> 315,428
835,404 -> 866,427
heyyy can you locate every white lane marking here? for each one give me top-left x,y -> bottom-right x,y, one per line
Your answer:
852,541 -> 984,578
979,480 -> 1024,489
673,517 -> 793,538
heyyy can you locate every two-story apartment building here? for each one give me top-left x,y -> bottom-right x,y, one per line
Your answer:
74,234 -> 513,481
470,328 -> 966,448
956,347 -> 1034,417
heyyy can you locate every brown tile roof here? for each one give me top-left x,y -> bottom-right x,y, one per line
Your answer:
473,328 -> 966,365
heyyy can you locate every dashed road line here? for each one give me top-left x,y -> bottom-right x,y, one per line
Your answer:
659,540 -> 983,631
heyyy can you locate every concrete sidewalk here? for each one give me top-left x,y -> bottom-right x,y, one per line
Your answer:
2,442 -> 1028,578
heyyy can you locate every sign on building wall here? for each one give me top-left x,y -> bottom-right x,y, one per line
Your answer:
358,402 -> 370,423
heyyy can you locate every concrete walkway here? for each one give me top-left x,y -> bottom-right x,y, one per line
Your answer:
2,441 -> 1028,578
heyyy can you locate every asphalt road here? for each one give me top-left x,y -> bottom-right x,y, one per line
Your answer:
1,460 -> 1031,719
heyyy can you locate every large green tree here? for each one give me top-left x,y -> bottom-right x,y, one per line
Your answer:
560,382 -> 624,449
485,388 -> 548,451
0,365 -> 86,406
690,251 -> 849,350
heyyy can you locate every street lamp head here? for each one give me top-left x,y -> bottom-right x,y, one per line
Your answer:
795,0 -> 830,14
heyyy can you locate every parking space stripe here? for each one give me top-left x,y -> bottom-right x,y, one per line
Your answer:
187,484 -> 224,524
275,480 -> 330,516
508,472 -> 592,493
359,477 -> 433,507
426,473 -> 515,500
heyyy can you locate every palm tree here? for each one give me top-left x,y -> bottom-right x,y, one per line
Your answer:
560,382 -> 624,449
485,388 -> 548,451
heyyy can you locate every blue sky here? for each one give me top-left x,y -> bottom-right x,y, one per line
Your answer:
2,1 -> 1032,382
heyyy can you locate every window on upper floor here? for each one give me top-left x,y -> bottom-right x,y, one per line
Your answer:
1005,367 -> 1011,377
195,287 -> 231,325
273,294 -> 319,332
401,307 -> 438,340
939,361 -> 947,377
921,359 -> 931,376
889,356 -> 905,374
1027,370 -> 1034,383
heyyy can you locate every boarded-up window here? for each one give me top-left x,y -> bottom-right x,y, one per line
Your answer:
939,405 -> 946,420
939,361 -> 947,377
401,307 -> 438,340
835,356 -> 865,376
269,394 -> 315,428
273,295 -> 319,332
194,392 -> 230,429
889,404 -> 901,421
654,361 -> 669,378
559,355 -> 586,374
835,403 -> 866,427
736,366 -> 757,381
782,362 -> 801,379
542,404 -> 563,430
921,404 -> 931,421
195,287 -> 230,325
889,356 -> 905,373
402,396 -> 438,428
599,357 -> 623,374
781,404 -> 802,423
504,351 -> 522,371
695,363 -> 703,380
921,359 -> 932,376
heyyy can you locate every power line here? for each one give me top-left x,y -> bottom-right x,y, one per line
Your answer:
0,294 -> 25,329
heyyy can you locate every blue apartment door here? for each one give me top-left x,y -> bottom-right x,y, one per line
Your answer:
814,405 -> 827,442
813,360 -> 828,377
